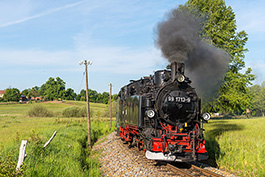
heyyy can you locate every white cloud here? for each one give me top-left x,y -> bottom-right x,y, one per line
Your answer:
73,31 -> 166,75
0,0 -> 89,28
0,49 -> 75,66
80,46 -> 165,74
0,45 -> 166,75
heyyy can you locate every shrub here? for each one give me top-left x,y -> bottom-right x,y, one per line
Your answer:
62,106 -> 93,117
28,104 -> 54,117
62,106 -> 80,117
79,106 -> 87,117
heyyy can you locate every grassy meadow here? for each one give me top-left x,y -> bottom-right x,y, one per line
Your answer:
0,101 -> 116,176
203,117 -> 265,176
1,101 -> 265,176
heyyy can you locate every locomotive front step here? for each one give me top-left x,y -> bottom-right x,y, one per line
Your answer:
146,150 -> 180,161
146,150 -> 208,161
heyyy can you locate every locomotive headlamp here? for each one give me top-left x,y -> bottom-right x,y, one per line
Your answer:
177,74 -> 185,82
146,109 -> 155,118
202,113 -> 211,121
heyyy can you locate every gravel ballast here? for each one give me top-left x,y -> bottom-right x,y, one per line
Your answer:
93,132 -> 236,177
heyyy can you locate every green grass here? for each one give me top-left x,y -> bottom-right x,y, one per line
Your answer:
0,101 -> 113,145
203,117 -> 265,176
65,101 -> 107,112
4,101 -> 264,176
0,116 -> 55,145
1,119 -> 116,176
0,101 -> 115,176
0,104 -> 33,116
0,101 -> 107,116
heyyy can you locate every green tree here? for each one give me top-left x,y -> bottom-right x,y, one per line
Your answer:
111,94 -> 118,102
102,92 -> 110,104
28,86 -> 40,99
22,88 -> 30,97
249,82 -> 265,116
4,88 -> 21,102
76,89 -> 86,101
96,93 -> 103,103
39,77 -> 66,100
89,89 -> 98,102
76,89 -> 112,104
63,88 -> 77,100
182,0 -> 255,114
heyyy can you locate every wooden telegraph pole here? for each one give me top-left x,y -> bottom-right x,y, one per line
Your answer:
85,60 -> 91,147
109,83 -> 112,129
80,60 -> 92,147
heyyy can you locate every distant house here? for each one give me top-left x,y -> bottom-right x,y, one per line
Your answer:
20,95 -> 28,102
31,97 -> 41,101
0,90 -> 5,98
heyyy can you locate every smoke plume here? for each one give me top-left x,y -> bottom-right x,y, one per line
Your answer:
156,8 -> 230,100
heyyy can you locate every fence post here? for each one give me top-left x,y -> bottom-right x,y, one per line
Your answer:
43,131 -> 57,148
16,140 -> 27,171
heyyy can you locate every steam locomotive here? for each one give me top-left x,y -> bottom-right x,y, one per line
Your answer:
117,62 -> 210,161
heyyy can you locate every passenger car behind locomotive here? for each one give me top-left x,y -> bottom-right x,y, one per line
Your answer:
117,62 -> 210,161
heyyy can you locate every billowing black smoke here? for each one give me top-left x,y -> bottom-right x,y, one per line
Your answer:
156,8 -> 230,100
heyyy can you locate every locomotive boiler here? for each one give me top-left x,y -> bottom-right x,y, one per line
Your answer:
117,62 -> 210,161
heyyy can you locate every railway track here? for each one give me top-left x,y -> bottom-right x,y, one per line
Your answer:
167,162 -> 223,177
120,139 -> 223,177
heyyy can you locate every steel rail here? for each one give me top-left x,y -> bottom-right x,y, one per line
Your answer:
166,163 -> 194,177
190,164 -> 222,177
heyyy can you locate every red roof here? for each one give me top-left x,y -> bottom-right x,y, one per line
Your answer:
0,90 -> 5,94
31,97 -> 41,100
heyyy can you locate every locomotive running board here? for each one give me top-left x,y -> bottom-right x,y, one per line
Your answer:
145,151 -> 183,162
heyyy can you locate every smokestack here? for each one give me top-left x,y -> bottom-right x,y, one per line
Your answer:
171,62 -> 176,81
171,62 -> 185,81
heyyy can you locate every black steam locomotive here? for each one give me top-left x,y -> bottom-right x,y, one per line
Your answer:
117,62 -> 210,161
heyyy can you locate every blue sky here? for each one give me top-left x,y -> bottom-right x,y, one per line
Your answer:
0,0 -> 264,94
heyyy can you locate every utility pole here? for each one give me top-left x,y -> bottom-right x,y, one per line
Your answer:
79,60 -> 92,147
109,83 -> 112,129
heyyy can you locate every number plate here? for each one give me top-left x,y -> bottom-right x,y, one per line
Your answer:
167,96 -> 191,103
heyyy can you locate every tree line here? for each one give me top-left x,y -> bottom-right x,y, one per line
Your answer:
1,77 -> 117,104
